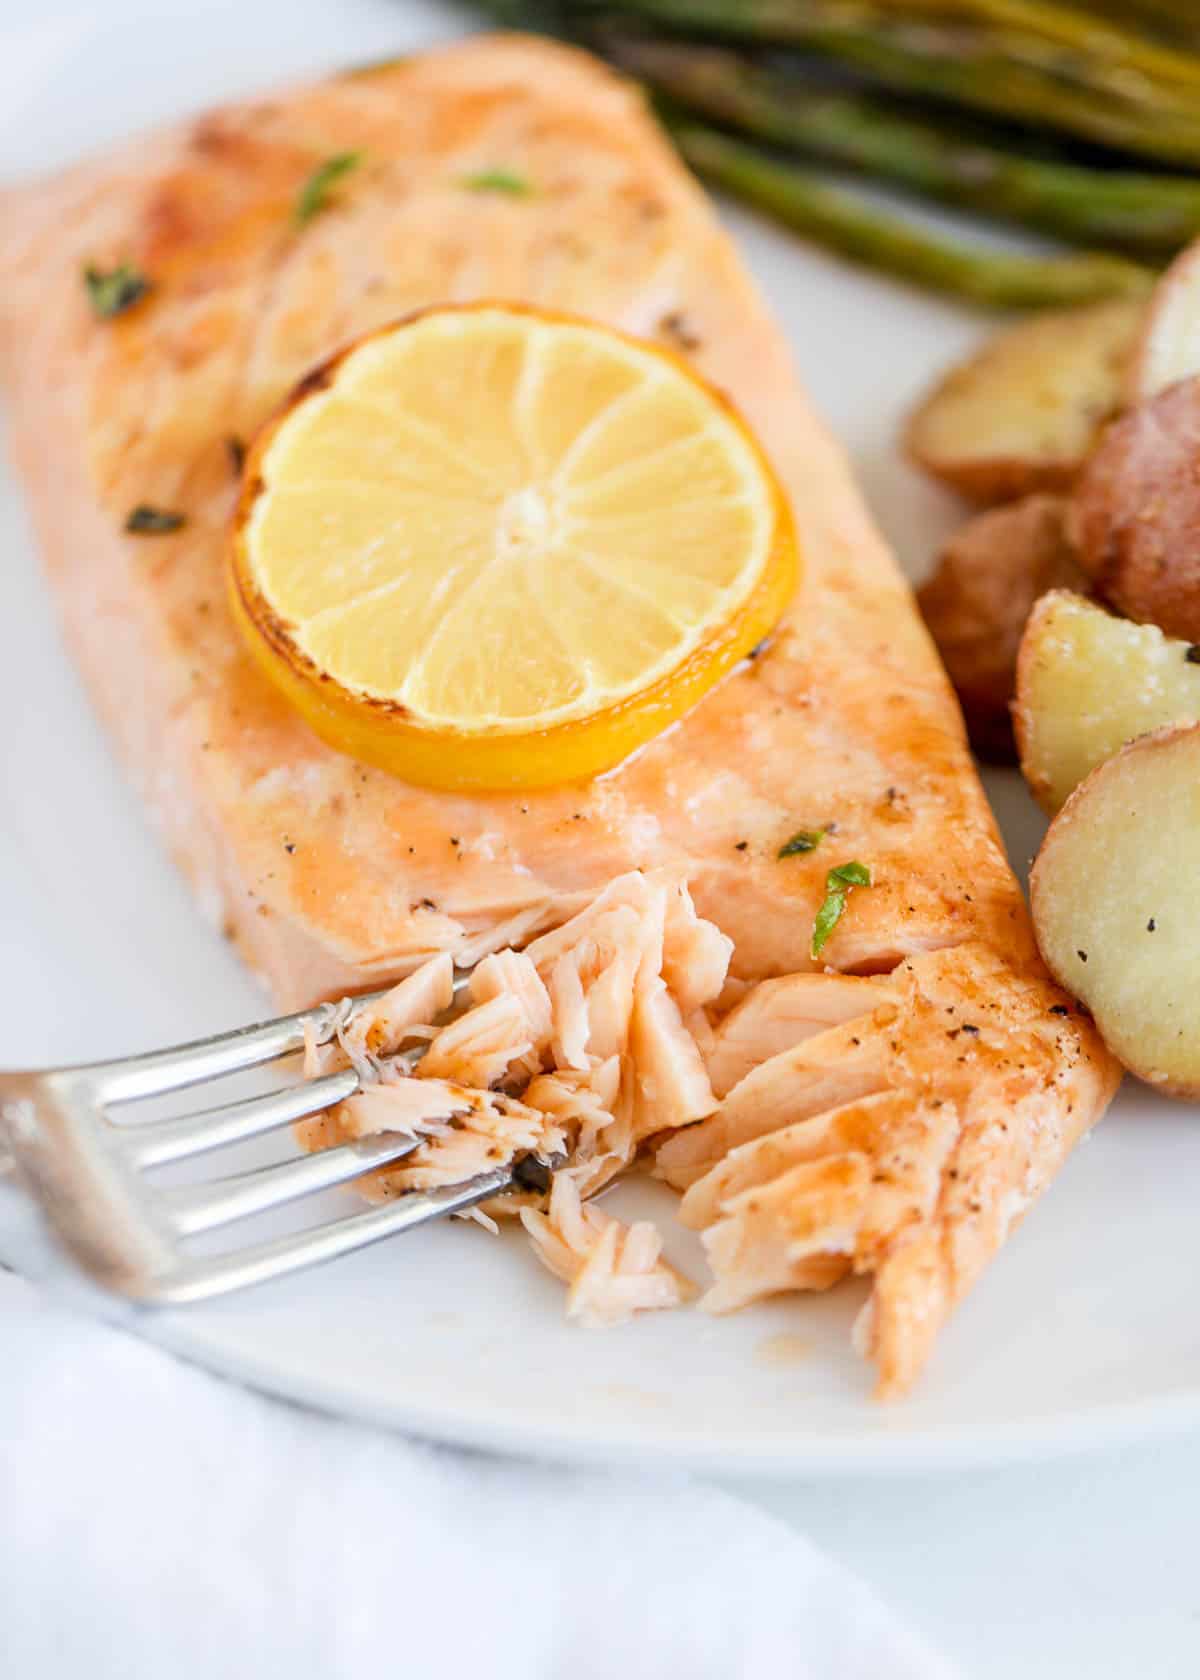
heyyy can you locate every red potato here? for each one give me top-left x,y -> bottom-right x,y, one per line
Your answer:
917,494 -> 1085,761
1071,374 -> 1200,642
1031,722 -> 1200,1096
1129,238 -> 1200,403
904,299 -> 1142,505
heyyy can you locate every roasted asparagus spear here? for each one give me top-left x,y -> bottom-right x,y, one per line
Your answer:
672,119 -> 1155,306
612,36 -> 1200,251
584,0 -> 1200,165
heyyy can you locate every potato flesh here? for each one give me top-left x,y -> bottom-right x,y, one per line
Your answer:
1130,240 -> 1200,403
905,299 -> 1143,505
1016,591 -> 1200,812
1032,725 -> 1200,1093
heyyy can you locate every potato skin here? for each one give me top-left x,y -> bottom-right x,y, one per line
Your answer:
904,299 -> 1142,506
918,494 -> 1085,761
1071,375 -> 1200,641
1031,722 -> 1200,1097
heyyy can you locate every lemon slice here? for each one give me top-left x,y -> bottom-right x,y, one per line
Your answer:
230,303 -> 798,790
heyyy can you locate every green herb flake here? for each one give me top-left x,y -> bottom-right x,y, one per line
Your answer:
778,829 -> 825,859
829,861 -> 871,890
294,152 -> 363,227
341,54 -> 408,79
83,263 -> 151,320
810,861 -> 872,960
125,504 -> 186,535
460,168 -> 533,198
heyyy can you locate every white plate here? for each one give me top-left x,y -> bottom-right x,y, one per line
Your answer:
4,0 -> 1200,1479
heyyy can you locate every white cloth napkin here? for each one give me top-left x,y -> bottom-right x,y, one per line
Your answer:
0,1268 -> 955,1679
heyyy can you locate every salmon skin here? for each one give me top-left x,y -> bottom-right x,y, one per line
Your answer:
0,36 -> 1119,1394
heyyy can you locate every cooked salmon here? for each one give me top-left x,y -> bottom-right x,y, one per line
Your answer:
0,36 -> 1120,1394
302,869 -> 721,1323
522,1175 -> 696,1328
309,870 -> 729,1203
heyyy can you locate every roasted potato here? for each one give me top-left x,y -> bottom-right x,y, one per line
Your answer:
918,494 -> 1084,761
904,298 -> 1143,505
1016,591 -> 1200,812
1031,722 -> 1200,1096
1129,238 -> 1200,403
1071,375 -> 1200,641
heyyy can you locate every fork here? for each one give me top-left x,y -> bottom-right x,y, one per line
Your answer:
0,983 -> 516,1304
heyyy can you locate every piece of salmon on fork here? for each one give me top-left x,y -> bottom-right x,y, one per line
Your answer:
0,35 -> 1119,1394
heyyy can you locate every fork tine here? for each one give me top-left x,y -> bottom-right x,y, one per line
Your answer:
87,988 -> 391,1106
164,1133 -> 423,1235
2,969 -> 504,1306
150,1168 -> 514,1303
122,1068 -> 362,1168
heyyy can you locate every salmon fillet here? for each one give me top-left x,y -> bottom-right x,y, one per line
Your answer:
0,35 -> 1119,1394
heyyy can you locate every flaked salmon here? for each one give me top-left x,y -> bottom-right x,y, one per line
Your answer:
304,869 -> 727,1201
0,36 -> 1119,1393
521,1176 -> 696,1329
302,869 -> 719,1316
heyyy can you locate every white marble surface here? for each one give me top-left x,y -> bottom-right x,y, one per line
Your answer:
6,1 -> 1200,1673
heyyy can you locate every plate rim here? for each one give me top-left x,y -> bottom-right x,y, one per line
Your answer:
6,1206 -> 1200,1478
142,1306 -> 1200,1477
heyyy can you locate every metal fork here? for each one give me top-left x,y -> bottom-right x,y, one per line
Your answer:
0,984 -> 515,1304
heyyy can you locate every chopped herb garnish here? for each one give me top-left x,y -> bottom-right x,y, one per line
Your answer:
779,829 -> 825,859
831,861 -> 871,888
341,54 -> 408,78
294,152 -> 363,226
125,504 -> 185,535
460,168 -> 533,197
225,435 -> 246,476
811,860 -> 872,960
84,263 -> 150,320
